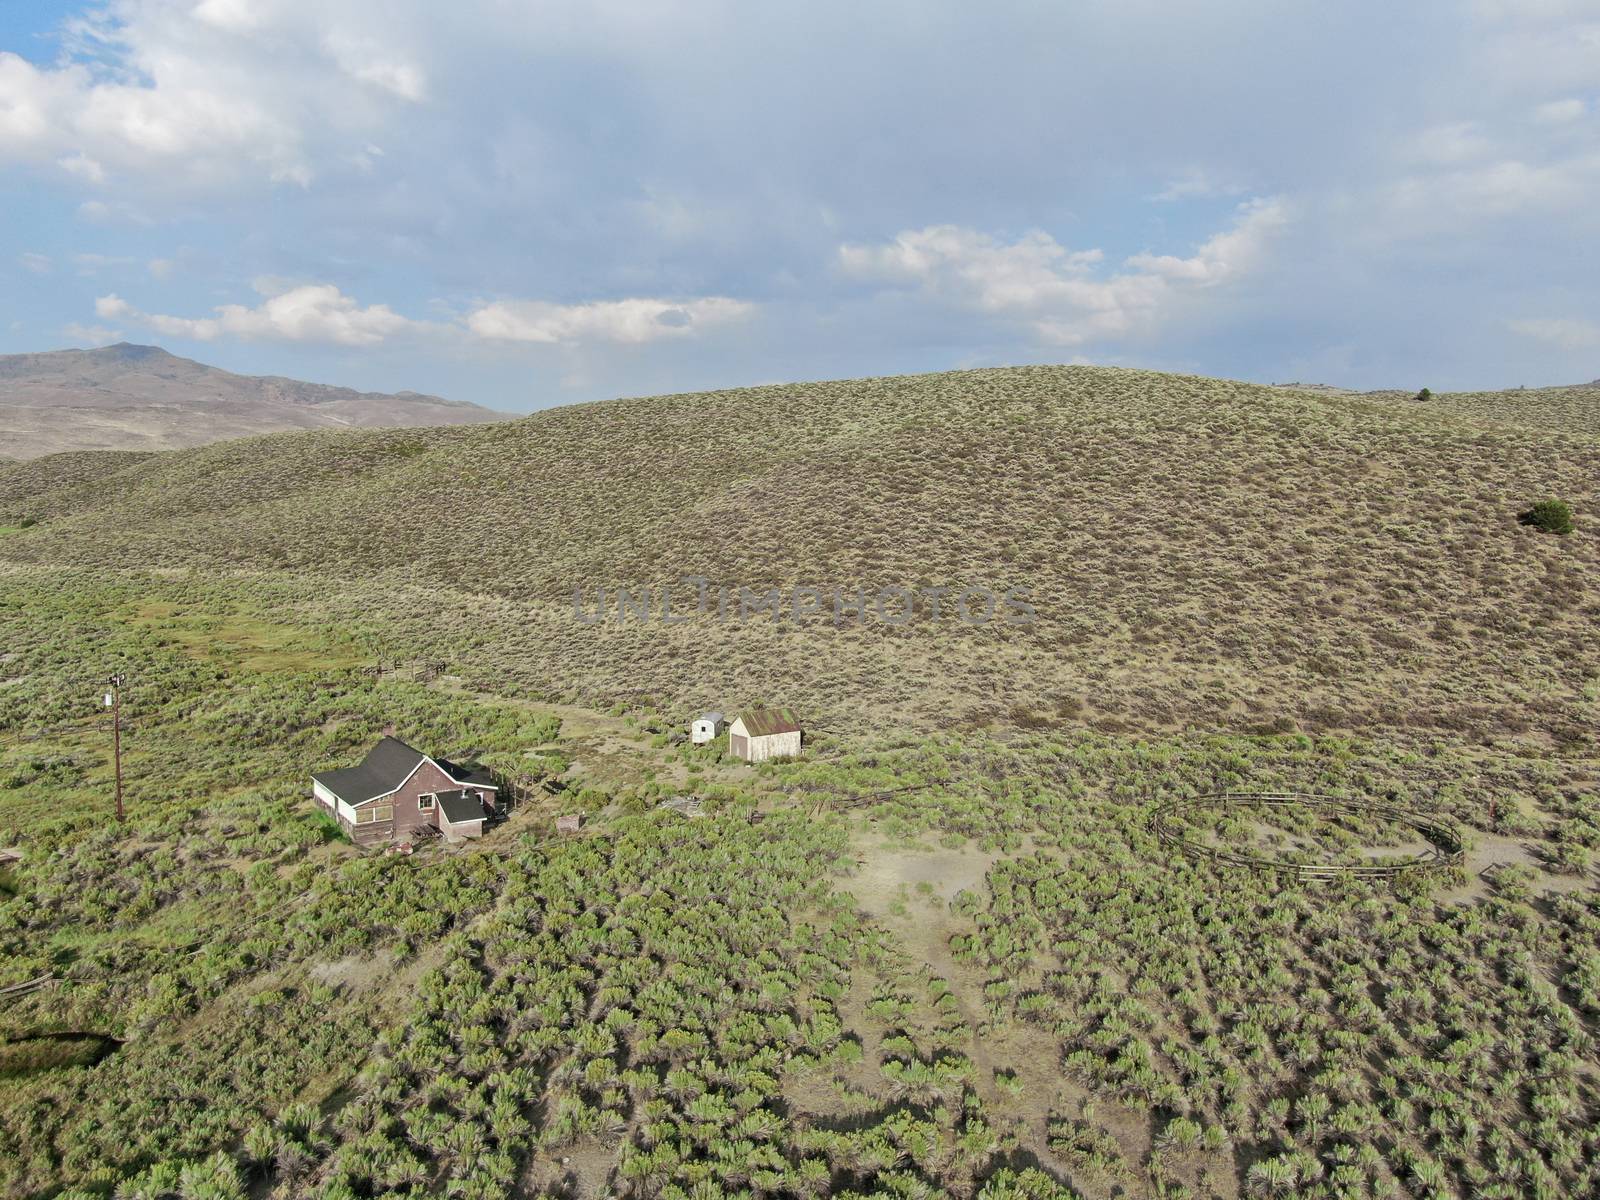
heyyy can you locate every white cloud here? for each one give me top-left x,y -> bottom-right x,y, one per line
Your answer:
1352,6 -> 1600,241
62,322 -> 122,345
96,282 -> 418,346
0,47 -> 309,186
147,258 -> 175,280
192,0 -> 265,33
1508,316 -> 1600,349
18,252 -> 52,275
838,198 -> 1289,345
57,151 -> 105,183
89,283 -> 754,349
0,4 -> 430,190
1126,197 -> 1289,283
1470,4 -> 1600,95
465,296 -> 754,344
1151,167 -> 1248,202
1385,154 -> 1599,222
1410,121 -> 1494,167
1534,97 -> 1588,122
322,33 -> 428,102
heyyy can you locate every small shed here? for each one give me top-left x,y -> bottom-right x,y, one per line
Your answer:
691,711 -> 726,745
729,708 -> 802,763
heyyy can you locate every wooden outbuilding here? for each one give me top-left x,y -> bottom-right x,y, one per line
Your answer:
729,708 -> 802,762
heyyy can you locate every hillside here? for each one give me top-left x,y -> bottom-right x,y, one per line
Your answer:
1418,381 -> 1600,436
2,363 -> 1599,1200
0,342 -> 506,458
2,364 -> 1595,747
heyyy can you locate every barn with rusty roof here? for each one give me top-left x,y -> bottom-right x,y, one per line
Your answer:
728,708 -> 802,762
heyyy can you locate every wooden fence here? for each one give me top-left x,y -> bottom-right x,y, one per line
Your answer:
1150,791 -> 1465,880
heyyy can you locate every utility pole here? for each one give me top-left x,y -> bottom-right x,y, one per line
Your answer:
104,674 -> 126,822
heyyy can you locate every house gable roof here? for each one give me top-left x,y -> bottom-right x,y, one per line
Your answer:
313,737 -> 498,805
435,757 -> 499,790
734,707 -> 801,738
312,736 -> 427,805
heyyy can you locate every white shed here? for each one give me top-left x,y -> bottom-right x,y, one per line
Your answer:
691,712 -> 726,744
729,709 -> 802,762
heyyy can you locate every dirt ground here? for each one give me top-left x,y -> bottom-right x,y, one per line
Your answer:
1443,829 -> 1596,903
836,831 -> 1164,1194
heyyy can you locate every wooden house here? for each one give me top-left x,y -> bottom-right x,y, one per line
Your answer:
729,708 -> 802,762
312,736 -> 499,846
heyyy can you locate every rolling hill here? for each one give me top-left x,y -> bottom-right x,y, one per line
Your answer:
2,363 -> 1599,1200
2,364 -> 1594,747
0,342 -> 506,458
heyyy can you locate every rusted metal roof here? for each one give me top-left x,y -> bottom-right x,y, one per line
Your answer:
736,707 -> 801,737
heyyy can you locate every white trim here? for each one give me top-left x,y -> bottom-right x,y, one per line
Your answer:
448,775 -> 500,791
314,752 -> 499,809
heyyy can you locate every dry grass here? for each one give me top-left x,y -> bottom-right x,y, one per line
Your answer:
0,364 -> 1595,748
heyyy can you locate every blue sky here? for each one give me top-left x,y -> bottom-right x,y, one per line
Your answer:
2,1 -> 1597,412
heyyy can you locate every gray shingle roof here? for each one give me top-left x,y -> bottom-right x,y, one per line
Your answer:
435,756 -> 498,789
435,789 -> 487,824
313,737 -> 497,804
312,736 -> 426,804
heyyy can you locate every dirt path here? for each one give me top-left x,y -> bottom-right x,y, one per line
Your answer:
842,835 -> 1114,1189
426,677 -> 759,798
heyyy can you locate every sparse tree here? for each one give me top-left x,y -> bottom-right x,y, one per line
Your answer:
1523,498 -> 1574,535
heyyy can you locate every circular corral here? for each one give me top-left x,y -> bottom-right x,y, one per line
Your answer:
1150,791 -> 1465,879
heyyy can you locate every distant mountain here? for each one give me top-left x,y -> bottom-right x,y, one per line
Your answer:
0,343 -> 507,458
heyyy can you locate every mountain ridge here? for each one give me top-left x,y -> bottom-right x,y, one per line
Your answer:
0,342 -> 507,458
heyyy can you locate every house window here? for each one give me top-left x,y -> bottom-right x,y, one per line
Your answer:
356,805 -> 394,824
419,794 -> 435,811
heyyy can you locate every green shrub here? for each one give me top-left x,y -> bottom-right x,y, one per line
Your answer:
1414,388 -> 1432,402
309,811 -> 347,843
1523,499 -> 1574,535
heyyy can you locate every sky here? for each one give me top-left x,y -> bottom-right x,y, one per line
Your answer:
1,0 -> 1598,412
